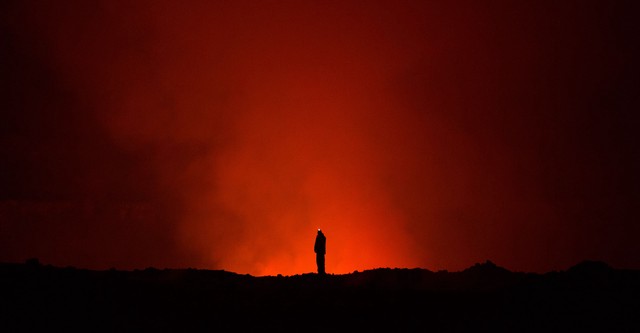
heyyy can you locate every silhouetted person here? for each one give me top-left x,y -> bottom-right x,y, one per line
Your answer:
314,229 -> 326,275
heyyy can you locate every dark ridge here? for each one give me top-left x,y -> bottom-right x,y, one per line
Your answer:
567,259 -> 613,274
1,259 -> 639,332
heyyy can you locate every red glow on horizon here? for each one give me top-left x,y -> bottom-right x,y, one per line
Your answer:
1,1 -> 638,276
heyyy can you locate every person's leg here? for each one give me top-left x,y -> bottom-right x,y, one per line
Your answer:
317,254 -> 325,275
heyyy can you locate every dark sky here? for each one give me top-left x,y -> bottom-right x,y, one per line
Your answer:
1,0 -> 638,276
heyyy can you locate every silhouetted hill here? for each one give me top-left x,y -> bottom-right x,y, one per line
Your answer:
1,260 -> 638,332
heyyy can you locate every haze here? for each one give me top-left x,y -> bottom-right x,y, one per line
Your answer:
1,0 -> 638,276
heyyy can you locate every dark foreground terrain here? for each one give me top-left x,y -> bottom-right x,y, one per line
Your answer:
1,260 -> 639,332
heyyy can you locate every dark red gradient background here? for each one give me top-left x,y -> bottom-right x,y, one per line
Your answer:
1,1 -> 638,276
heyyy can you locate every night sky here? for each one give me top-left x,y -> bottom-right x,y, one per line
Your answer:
1,0 -> 638,276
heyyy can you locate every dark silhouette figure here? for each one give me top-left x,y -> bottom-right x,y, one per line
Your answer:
314,229 -> 326,275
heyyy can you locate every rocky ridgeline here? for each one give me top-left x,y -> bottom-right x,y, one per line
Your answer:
1,259 -> 638,332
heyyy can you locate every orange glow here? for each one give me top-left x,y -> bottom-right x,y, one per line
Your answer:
180,51 -> 422,275
2,1 -> 639,275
